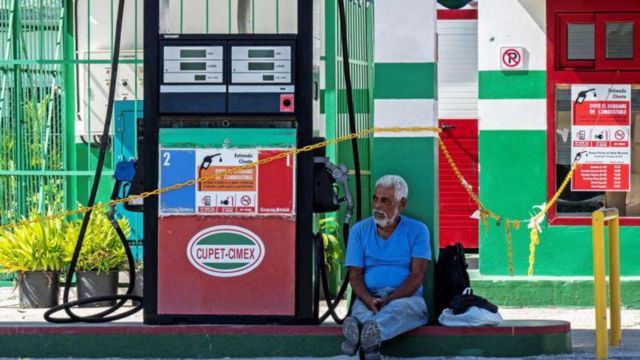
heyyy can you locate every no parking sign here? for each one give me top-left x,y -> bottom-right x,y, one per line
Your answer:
500,47 -> 524,70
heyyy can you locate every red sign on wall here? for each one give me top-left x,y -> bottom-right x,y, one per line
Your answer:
571,84 -> 631,192
573,101 -> 630,126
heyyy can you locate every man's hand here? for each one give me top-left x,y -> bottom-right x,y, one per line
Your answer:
364,296 -> 383,313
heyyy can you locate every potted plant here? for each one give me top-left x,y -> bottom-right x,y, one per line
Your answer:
319,217 -> 344,298
65,209 -> 130,307
0,215 -> 67,308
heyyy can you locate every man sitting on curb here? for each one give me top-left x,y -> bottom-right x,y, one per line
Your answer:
341,175 -> 431,360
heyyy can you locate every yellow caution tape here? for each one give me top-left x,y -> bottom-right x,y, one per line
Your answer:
526,159 -> 581,275
0,125 -> 583,278
0,126 -> 440,232
504,219 -> 515,276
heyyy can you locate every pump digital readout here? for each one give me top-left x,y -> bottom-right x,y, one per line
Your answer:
180,62 -> 207,71
159,38 -> 295,114
180,49 -> 207,58
231,46 -> 292,84
248,62 -> 275,71
248,49 -> 275,58
163,46 -> 223,83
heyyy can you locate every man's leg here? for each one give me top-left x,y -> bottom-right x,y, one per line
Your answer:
358,291 -> 427,360
372,293 -> 429,341
350,297 -> 376,324
341,298 -> 375,356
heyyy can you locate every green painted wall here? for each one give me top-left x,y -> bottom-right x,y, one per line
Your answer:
479,71 -> 546,99
372,137 -> 438,319
472,276 -> 640,308
479,131 -> 640,276
374,63 -> 437,100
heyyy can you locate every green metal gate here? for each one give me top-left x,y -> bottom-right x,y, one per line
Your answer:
0,0 -> 67,225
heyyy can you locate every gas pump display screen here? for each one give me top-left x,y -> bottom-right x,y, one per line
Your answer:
180,49 -> 207,58
248,49 -> 275,58
180,62 -> 207,71
248,62 -> 275,71
231,45 -> 293,84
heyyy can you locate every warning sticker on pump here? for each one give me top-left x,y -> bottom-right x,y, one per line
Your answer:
197,149 -> 257,192
191,148 -> 295,215
196,149 -> 258,214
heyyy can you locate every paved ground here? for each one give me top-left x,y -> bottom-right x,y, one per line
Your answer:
2,287 -> 640,359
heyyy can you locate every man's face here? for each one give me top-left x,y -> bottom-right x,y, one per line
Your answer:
372,186 -> 406,227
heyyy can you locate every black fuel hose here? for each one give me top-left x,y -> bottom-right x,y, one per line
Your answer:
44,0 -> 143,323
337,0 -> 362,222
316,0 -> 363,324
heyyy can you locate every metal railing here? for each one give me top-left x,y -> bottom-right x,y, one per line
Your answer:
591,207 -> 622,360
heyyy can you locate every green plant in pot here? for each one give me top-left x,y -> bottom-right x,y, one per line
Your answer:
319,217 -> 344,298
0,215 -> 67,308
65,209 -> 130,307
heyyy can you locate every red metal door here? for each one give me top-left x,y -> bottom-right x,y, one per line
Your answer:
438,119 -> 479,249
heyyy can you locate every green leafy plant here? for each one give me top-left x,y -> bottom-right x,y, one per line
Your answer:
319,217 -> 344,273
0,214 -> 68,273
65,208 -> 131,273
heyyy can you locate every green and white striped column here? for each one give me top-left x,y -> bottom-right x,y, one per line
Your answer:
372,0 -> 438,312
478,0 -> 547,275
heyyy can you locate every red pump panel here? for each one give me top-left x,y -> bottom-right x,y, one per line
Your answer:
157,216 -> 296,316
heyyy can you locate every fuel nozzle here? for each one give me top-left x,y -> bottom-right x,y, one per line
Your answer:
199,154 -> 223,190
576,88 -> 596,105
201,153 -> 223,170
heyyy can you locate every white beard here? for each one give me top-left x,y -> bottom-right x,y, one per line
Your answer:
373,209 -> 398,227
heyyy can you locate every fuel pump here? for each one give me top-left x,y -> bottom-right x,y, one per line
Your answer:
143,2 -> 316,325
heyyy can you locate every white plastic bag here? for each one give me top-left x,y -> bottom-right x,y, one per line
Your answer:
438,306 -> 503,327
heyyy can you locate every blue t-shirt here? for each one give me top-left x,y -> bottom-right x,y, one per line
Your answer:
345,215 -> 431,294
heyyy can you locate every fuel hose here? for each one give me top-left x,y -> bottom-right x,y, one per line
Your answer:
44,0 -> 143,323
316,0 -> 363,324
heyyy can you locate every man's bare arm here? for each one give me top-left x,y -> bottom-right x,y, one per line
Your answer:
381,258 -> 428,305
349,266 -> 382,313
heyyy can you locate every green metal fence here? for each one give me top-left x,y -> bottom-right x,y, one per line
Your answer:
0,0 -> 298,225
0,0 -> 373,225
0,0 -> 66,225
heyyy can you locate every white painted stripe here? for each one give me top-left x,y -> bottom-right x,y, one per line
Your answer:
160,85 -> 226,93
479,99 -> 547,130
478,0 -> 546,71
374,0 -> 436,63
228,85 -> 295,93
374,99 -> 438,138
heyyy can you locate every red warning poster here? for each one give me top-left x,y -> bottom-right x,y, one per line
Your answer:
195,148 -> 295,215
571,84 -> 631,191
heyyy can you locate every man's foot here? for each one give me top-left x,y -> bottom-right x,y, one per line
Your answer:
360,320 -> 382,360
341,316 -> 361,356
